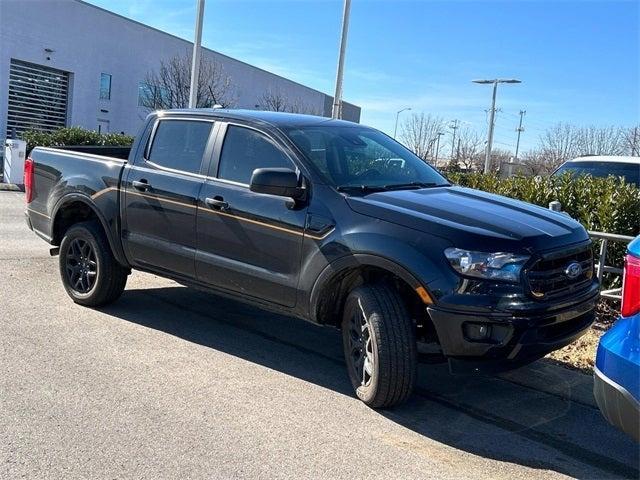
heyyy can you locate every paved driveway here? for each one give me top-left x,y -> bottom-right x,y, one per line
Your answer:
1,191 -> 638,479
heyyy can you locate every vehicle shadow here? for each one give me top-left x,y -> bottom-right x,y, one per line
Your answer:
100,284 -> 639,480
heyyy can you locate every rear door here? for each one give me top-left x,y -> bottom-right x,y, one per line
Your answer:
122,117 -> 216,279
195,123 -> 307,307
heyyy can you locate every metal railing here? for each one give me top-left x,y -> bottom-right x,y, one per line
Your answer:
548,201 -> 634,301
588,231 -> 634,300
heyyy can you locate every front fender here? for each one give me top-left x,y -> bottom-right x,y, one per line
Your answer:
303,227 -> 452,323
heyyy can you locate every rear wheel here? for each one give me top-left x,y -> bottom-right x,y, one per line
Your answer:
341,283 -> 417,408
59,221 -> 128,306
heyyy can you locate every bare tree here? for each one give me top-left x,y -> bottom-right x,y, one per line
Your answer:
259,88 -> 289,112
456,127 -> 484,171
258,88 -> 322,115
576,126 -> 626,156
399,113 -> 444,161
538,123 -> 581,167
518,149 -> 558,175
140,51 -> 235,110
622,126 -> 640,156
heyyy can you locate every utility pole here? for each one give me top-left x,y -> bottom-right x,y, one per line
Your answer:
449,119 -> 459,160
514,109 -> 526,161
473,78 -> 521,173
188,0 -> 206,108
632,127 -> 639,156
434,132 -> 444,164
331,0 -> 351,119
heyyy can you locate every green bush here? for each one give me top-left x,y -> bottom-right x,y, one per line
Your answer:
447,172 -> 640,237
21,127 -> 134,155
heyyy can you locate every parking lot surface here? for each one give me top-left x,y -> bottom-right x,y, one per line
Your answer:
1,191 -> 638,479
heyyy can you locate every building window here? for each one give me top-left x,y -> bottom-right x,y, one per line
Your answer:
99,73 -> 112,100
138,82 -> 169,108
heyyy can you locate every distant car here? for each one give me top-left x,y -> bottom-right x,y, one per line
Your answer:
552,156 -> 640,187
594,235 -> 640,441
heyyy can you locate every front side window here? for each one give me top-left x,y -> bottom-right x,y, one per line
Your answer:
147,120 -> 212,174
99,73 -> 111,100
285,126 -> 449,190
218,125 -> 293,184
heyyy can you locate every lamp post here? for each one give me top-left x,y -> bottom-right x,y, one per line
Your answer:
393,107 -> 411,138
472,78 -> 521,173
331,0 -> 352,119
188,0 -> 206,108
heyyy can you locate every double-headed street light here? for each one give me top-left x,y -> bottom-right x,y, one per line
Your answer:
473,78 -> 521,173
394,107 -> 411,138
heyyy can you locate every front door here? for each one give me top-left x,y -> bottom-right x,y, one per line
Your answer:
195,124 -> 306,307
122,118 -> 215,279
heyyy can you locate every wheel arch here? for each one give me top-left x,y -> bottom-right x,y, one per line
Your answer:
51,193 -> 128,267
308,254 -> 433,327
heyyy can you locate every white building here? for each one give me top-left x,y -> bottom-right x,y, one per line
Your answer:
0,0 -> 360,142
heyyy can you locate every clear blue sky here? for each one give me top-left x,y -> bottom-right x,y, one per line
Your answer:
87,0 -> 639,152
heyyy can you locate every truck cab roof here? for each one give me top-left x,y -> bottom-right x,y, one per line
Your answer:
154,108 -> 360,129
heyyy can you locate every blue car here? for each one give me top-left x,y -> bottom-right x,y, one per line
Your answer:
594,235 -> 640,441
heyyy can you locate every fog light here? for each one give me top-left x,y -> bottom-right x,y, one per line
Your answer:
464,323 -> 492,341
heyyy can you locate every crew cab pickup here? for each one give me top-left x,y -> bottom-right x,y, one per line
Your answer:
25,109 -> 599,407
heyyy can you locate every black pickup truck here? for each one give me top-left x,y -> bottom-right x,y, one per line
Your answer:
25,109 -> 599,407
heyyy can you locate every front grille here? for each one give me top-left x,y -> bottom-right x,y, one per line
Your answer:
526,244 -> 594,299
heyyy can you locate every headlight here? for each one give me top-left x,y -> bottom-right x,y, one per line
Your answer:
444,248 -> 529,283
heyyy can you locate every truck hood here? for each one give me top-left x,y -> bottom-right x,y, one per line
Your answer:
346,186 -> 588,253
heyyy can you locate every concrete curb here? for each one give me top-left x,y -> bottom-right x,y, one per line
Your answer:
500,360 -> 597,408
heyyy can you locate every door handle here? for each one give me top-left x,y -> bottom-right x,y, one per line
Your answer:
132,179 -> 150,191
205,196 -> 229,210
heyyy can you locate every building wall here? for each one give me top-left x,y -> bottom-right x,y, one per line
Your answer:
0,0 -> 360,141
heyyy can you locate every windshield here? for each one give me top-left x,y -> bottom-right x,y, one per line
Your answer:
285,125 -> 449,191
553,161 -> 640,187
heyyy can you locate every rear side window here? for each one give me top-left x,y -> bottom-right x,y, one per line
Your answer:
217,125 -> 293,184
147,120 -> 212,174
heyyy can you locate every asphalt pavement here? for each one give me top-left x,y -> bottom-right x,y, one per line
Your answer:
1,191 -> 638,479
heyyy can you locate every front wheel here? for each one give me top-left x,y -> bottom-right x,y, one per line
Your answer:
59,221 -> 128,307
341,283 -> 417,408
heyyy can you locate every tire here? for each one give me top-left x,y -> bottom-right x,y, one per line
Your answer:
59,220 -> 128,307
341,283 -> 417,408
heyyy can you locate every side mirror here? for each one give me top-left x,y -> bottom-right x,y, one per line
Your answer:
250,168 -> 305,200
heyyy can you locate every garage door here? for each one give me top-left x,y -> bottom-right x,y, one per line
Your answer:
7,59 -> 69,135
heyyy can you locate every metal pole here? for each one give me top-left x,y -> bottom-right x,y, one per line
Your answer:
394,111 -> 401,138
434,132 -> 443,164
450,119 -> 459,160
483,81 -> 498,173
514,109 -> 525,161
393,107 -> 410,138
331,0 -> 351,119
188,0 -> 205,108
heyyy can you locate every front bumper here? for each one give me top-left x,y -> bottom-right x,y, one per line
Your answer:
594,366 -> 640,442
427,290 -> 598,374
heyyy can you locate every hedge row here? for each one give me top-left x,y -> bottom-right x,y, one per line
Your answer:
446,172 -> 639,237
21,127 -> 134,155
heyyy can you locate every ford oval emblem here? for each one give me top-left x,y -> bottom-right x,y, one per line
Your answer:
565,262 -> 582,279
